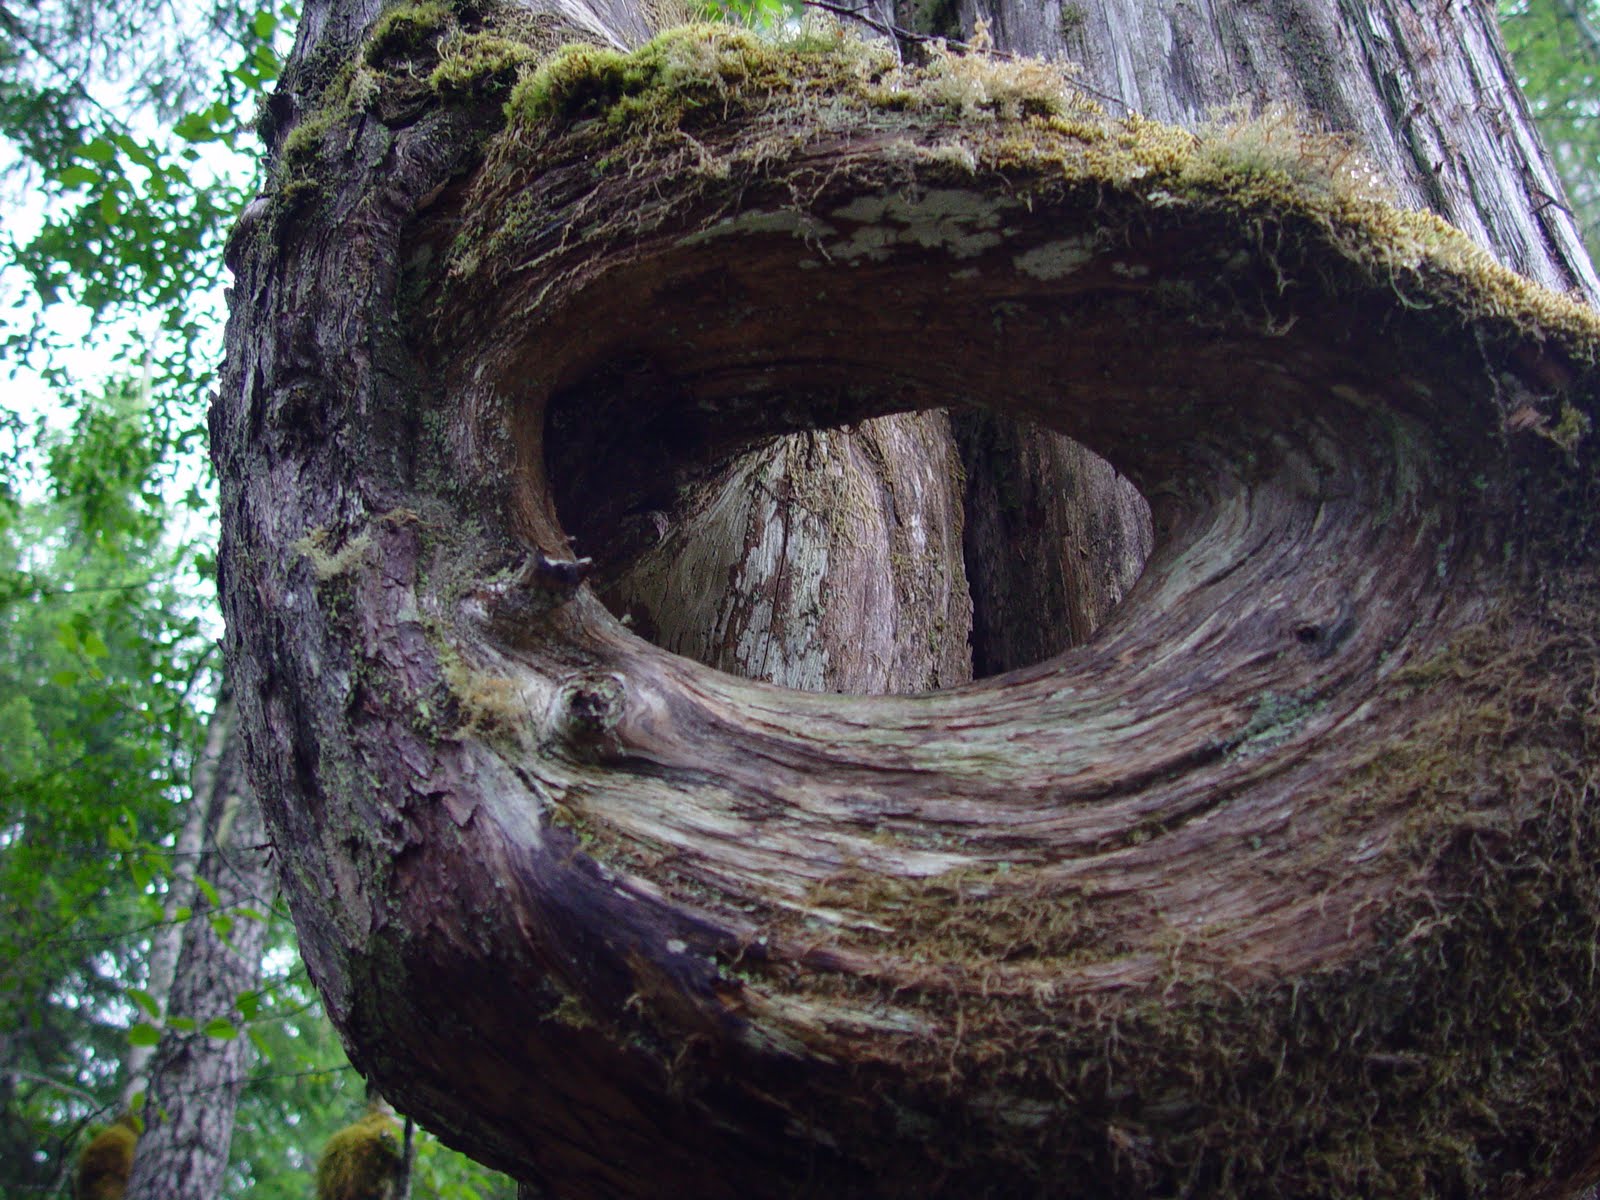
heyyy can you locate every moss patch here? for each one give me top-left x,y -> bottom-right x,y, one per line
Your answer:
365,0 -> 454,68
429,32 -> 540,98
316,1108 -> 404,1199
459,21 -> 1600,365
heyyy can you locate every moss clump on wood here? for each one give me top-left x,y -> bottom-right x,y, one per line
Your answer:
364,0 -> 454,68
74,1115 -> 138,1200
509,25 -> 841,129
428,32 -> 540,98
316,1107 -> 404,1200
472,20 -> 1600,361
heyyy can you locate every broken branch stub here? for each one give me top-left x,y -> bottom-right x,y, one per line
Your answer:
218,22 -> 1600,1198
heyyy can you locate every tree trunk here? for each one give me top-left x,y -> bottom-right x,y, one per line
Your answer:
216,1 -> 1600,1197
123,692 -> 272,1200
118,720 -> 213,1109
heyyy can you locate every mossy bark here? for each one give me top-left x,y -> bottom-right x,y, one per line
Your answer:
217,2 -> 1600,1197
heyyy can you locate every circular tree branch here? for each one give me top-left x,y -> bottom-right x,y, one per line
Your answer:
218,19 -> 1600,1199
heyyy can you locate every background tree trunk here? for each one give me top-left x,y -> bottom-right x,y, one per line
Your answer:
117,725 -> 212,1110
124,693 -> 272,1200
216,0 -> 1600,1196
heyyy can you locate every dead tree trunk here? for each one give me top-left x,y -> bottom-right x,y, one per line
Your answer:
216,0 -> 1600,1196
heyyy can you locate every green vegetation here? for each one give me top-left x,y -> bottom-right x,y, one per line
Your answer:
1500,0 -> 1600,268
0,0 -> 517,1193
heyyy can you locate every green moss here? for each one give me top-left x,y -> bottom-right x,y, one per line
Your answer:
316,1109 -> 403,1200
440,654 -> 525,739
279,102 -> 342,185
364,0 -> 455,67
468,20 -> 1576,356
292,526 -> 375,581
509,25 -> 818,130
1547,399 -> 1592,453
273,63 -> 381,208
510,42 -> 633,121
428,32 -> 540,98
548,991 -> 598,1029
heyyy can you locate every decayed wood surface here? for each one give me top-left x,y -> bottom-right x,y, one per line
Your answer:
217,0 -> 1600,1195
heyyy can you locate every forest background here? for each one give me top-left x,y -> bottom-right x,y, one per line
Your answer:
1,0 -> 1597,1195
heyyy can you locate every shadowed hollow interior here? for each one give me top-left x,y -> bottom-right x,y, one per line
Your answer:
504,204 -> 1502,714
548,401 -> 1154,694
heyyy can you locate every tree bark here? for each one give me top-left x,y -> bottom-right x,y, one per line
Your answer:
118,720 -> 213,1109
124,692 -> 272,1200
217,1 -> 1600,1197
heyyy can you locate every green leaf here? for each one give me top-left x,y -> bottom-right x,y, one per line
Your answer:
107,823 -> 134,851
251,9 -> 279,38
127,987 -> 161,1018
169,1016 -> 196,1032
203,1017 -> 239,1040
128,1022 -> 161,1047
247,1027 -> 273,1056
81,629 -> 109,659
209,913 -> 235,939
235,989 -> 261,1019
237,906 -> 268,922
56,165 -> 100,189
195,876 -> 220,906
173,111 -> 218,144
50,669 -> 80,687
77,138 -> 117,164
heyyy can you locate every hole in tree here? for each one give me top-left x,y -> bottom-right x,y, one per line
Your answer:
950,410 -> 1153,681
547,385 -> 1151,696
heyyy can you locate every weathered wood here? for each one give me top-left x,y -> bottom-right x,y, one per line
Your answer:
956,0 -> 1598,299
954,411 -> 1151,672
592,409 -> 975,692
216,2 -> 1600,1197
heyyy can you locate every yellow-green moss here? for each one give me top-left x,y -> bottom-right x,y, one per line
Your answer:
293,527 -> 375,581
441,654 -> 525,738
274,62 -> 384,207
316,1109 -> 403,1200
428,32 -> 540,97
507,22 -> 907,131
365,0 -> 455,67
480,22 -> 1600,358
75,1115 -> 138,1200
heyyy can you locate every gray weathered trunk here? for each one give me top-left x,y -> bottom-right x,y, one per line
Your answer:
117,722 -> 213,1109
123,694 -> 271,1200
215,0 -> 1600,1195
